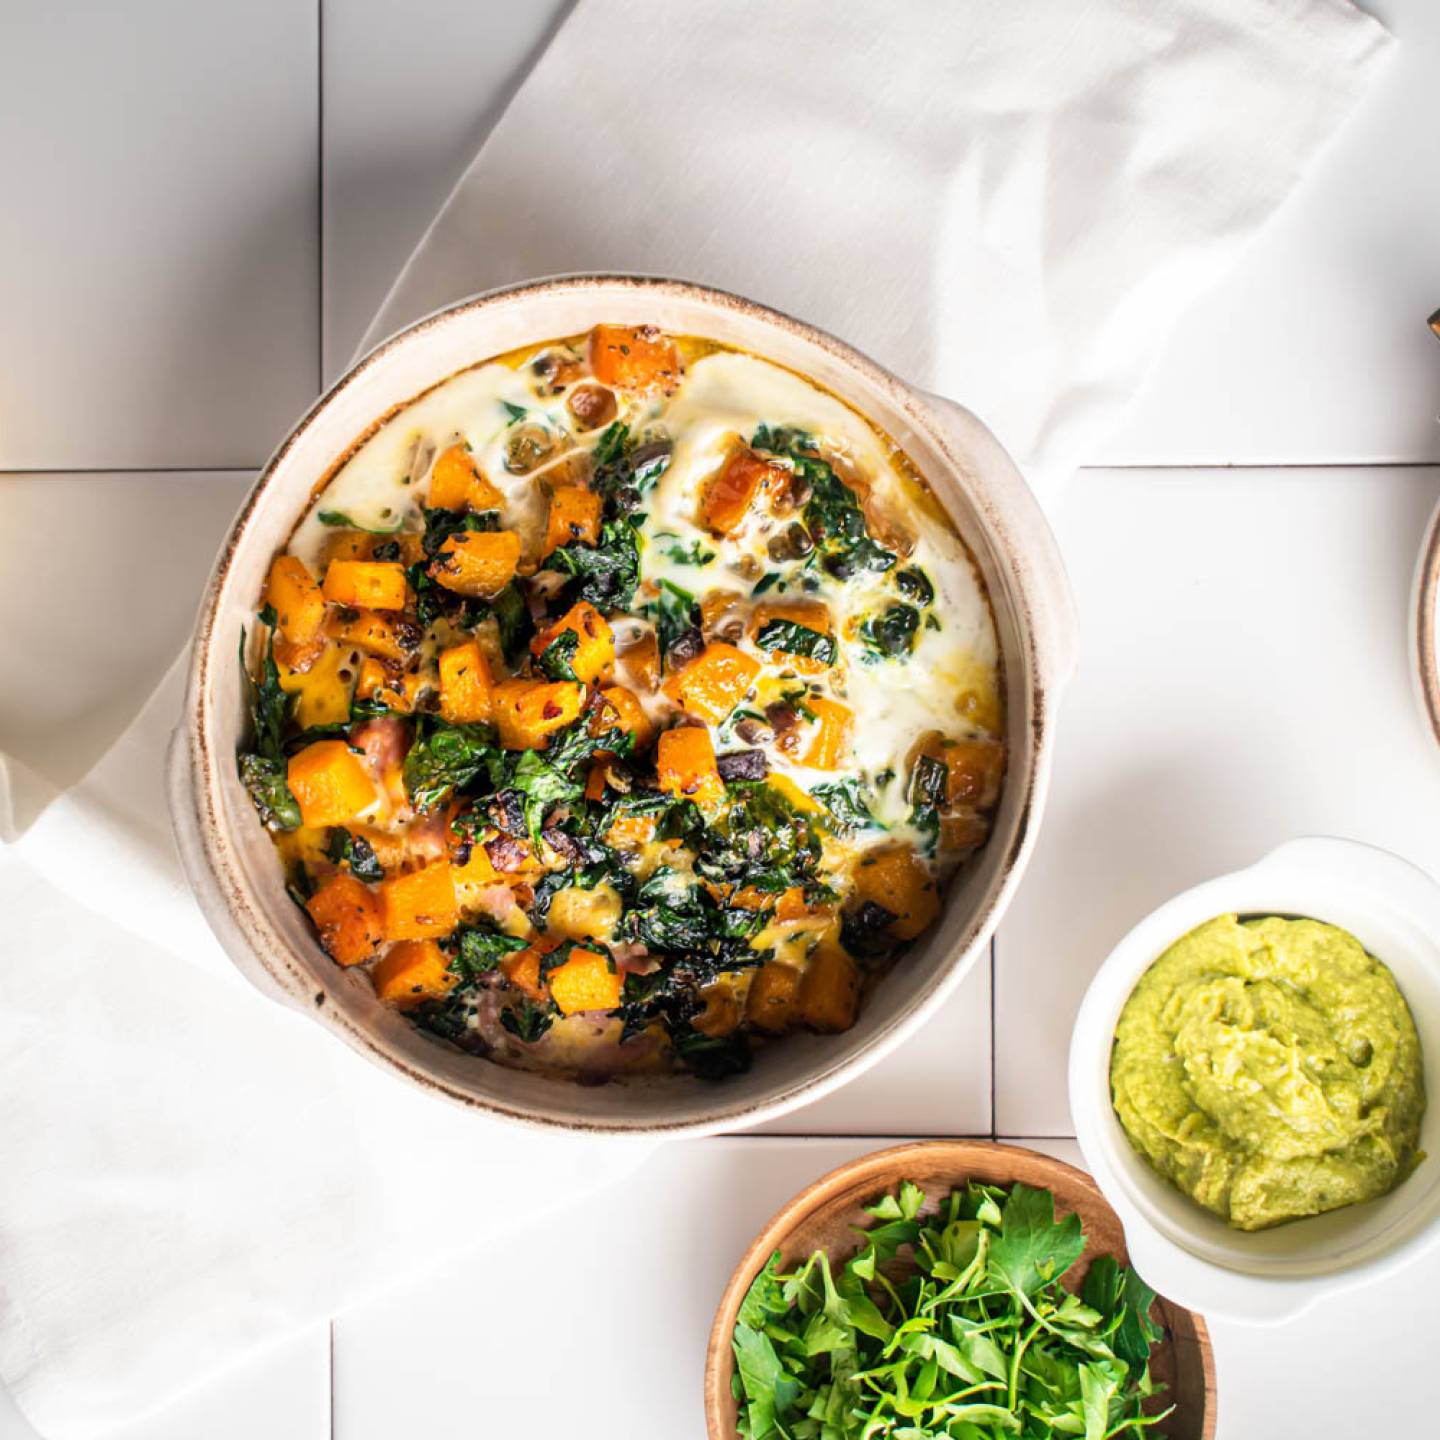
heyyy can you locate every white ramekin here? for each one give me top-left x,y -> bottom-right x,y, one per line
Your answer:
1070,835 -> 1440,1323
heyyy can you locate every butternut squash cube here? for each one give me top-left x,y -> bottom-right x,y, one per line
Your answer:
264,555 -> 326,646
798,947 -> 861,1033
750,600 -> 836,675
356,658 -> 425,714
326,608 -> 416,663
430,529 -> 522,598
619,631 -> 661,693
371,939 -> 456,1009
939,809 -> 991,859
379,863 -> 458,941
746,961 -> 801,1033
661,642 -> 760,724
547,946 -> 623,1016
920,735 -> 1006,811
305,872 -> 384,967
492,678 -> 586,750
438,640 -> 495,724
322,560 -> 408,611
699,447 -> 784,535
693,979 -> 742,1037
542,485 -> 603,558
656,726 -> 724,807
286,740 -> 376,827
531,601 -> 615,683
591,684 -> 652,748
502,936 -> 557,1003
802,696 -> 854,771
428,442 -> 503,512
606,812 -> 657,850
849,844 -> 940,941
588,324 -> 680,393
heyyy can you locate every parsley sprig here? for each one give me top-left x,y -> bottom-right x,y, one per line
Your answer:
731,1180 -> 1171,1440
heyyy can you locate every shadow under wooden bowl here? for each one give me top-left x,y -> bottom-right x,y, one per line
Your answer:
704,1140 -> 1216,1440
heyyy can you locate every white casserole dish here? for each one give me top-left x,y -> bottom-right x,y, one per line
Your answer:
168,274 -> 1077,1135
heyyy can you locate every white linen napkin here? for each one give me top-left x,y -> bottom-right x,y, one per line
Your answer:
0,1 -> 1390,1434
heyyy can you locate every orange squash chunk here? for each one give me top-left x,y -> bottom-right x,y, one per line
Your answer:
438,640 -> 495,724
492,679 -> 586,750
802,696 -> 854,771
355,658 -> 426,713
542,485 -> 604,558
326,608 -> 416,663
606,812 -> 657,850
914,734 -> 1006,811
798,947 -> 861,1033
305,872 -> 384,967
693,981 -> 742,1037
322,560 -> 407,611
700,447 -> 785,535
428,442 -> 504,512
430,529 -> 521,598
371,939 -> 456,1009
548,946 -> 622,1016
746,961 -> 801,1033
662,642 -> 760,724
287,740 -> 376,827
591,684 -> 652,748
849,844 -> 940,941
656,726 -> 724,807
939,810 -> 991,859
264,556 -> 326,646
588,324 -> 681,393
379,863 -> 459,941
531,601 -> 615,684
750,600 -> 835,674
619,631 -> 661,692
502,934 -> 558,1003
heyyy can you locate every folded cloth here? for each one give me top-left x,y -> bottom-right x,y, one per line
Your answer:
0,0 -> 1390,1434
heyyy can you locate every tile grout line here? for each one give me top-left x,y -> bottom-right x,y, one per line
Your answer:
989,935 -> 997,1141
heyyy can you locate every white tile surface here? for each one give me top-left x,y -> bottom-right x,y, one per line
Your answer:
1096,0 -> 1440,466
320,0 -> 573,377
103,1327 -> 330,1440
0,2 -> 319,470
753,946 -> 992,1136
0,472 -> 253,799
996,465 -> 1440,1134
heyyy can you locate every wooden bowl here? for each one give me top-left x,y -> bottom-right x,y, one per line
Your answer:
704,1140 -> 1216,1440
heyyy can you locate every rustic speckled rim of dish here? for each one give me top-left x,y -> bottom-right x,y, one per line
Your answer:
168,272 -> 1079,1136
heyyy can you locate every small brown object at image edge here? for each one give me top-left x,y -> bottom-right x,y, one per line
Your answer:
702,1140 -> 1216,1440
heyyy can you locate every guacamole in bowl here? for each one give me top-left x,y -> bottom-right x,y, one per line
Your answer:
1110,914 -> 1425,1232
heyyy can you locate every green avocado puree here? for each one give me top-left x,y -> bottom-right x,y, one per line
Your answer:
1110,914 -> 1425,1231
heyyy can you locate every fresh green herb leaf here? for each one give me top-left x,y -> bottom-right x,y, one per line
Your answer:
645,577 -> 700,659
326,827 -> 383,882
858,602 -> 921,661
811,778 -> 886,836
238,754 -> 302,831
237,609 -> 301,831
537,628 -> 581,681
500,399 -> 528,425
551,518 -> 640,609
316,509 -> 405,534
500,999 -> 554,1044
753,618 -> 838,668
402,718 -> 499,811
751,571 -> 782,597
654,532 -> 716,566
